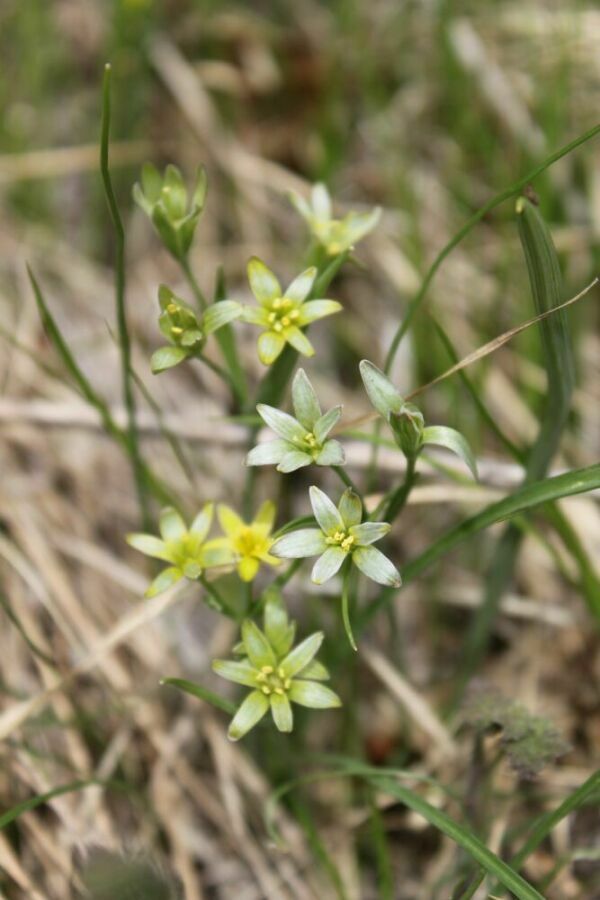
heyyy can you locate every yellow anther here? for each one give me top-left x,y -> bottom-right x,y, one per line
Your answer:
341,535 -> 355,551
278,667 -> 285,679
167,303 -> 178,314
268,312 -> 277,323
333,531 -> 345,542
284,678 -> 291,689
171,326 -> 183,335
273,322 -> 283,332
289,310 -> 300,320
274,687 -> 284,695
281,316 -> 291,327
272,298 -> 282,310
262,686 -> 271,695
255,672 -> 266,682
261,665 -> 273,675
305,433 -> 317,447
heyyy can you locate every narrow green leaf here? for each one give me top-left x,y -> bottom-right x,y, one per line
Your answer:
422,425 -> 478,480
0,780 -> 102,830
161,677 -> 236,715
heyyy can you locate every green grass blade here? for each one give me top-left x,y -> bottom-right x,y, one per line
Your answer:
360,463 -> 600,629
384,122 -> 600,373
160,677 -> 236,715
101,63 -> 149,526
0,780 -> 102,829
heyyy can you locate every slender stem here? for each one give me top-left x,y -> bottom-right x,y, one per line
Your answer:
341,562 -> 358,651
199,574 -> 234,618
101,64 -> 149,527
180,254 -> 207,311
332,465 -> 361,496
384,454 -> 417,522
274,558 -> 303,588
197,352 -> 237,389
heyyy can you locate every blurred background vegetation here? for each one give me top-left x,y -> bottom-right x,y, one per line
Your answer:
0,2 -> 599,898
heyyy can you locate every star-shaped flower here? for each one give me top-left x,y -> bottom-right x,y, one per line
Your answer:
289,183 -> 381,257
241,258 -> 341,365
151,285 -> 242,373
209,501 -> 281,582
126,505 -> 232,597
213,594 -> 341,740
247,368 -> 345,473
271,487 -> 401,587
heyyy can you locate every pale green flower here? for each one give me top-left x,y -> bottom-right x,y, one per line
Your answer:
271,487 -> 401,587
247,369 -> 345,473
213,593 -> 340,740
241,257 -> 341,365
151,284 -> 242,373
126,505 -> 231,597
289,183 -> 381,256
133,162 -> 207,260
209,501 -> 281,582
360,360 -> 478,477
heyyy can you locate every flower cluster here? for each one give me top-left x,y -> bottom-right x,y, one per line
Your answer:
289,183 -> 381,257
133,162 -> 207,261
213,593 -> 340,740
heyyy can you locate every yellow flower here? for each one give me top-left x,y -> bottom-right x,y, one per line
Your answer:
289,183 -> 381,257
212,501 -> 281,582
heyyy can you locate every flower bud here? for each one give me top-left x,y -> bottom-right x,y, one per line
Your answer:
389,403 -> 425,459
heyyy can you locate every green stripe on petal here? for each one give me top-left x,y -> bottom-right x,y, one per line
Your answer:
285,267 -> 317,303
289,681 -> 342,709
311,183 -> 332,220
311,546 -> 347,584
270,691 -> 293,732
315,440 -> 345,467
258,330 -> 286,365
228,690 -> 269,741
203,300 -> 243,335
126,533 -> 172,562
352,545 -> 401,587
271,528 -> 327,559
145,566 -> 182,597
313,406 -> 342,443
280,631 -> 323,677
246,439 -> 289,467
242,620 -> 277,668
277,450 -> 313,473
291,368 -> 321,429
298,659 -> 330,681
241,306 -> 270,326
349,522 -> 390,546
297,300 -> 342,325
159,507 -> 187,541
338,488 -> 363,527
190,502 -> 214,540
212,659 -> 258,687
285,326 -> 315,357
247,257 -> 281,305
309,485 -> 344,534
256,404 -> 306,442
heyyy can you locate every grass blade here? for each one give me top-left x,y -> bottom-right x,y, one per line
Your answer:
0,780 -> 102,829
161,677 -> 236,715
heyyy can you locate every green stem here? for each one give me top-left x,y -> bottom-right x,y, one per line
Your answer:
199,575 -> 234,618
341,562 -> 358,651
332,465 -> 361,495
180,254 -> 207,310
274,558 -> 304,589
197,352 -> 238,390
101,64 -> 149,528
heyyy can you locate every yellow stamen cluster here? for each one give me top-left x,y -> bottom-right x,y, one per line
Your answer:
255,664 -> 292,695
325,530 -> 356,552
267,297 -> 301,333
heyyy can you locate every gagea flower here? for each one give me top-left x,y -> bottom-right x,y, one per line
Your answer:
126,505 -> 232,597
213,594 -> 341,740
271,487 -> 401,587
289,183 -> 381,257
247,368 -> 345,472
241,257 -> 341,365
211,501 -> 281,582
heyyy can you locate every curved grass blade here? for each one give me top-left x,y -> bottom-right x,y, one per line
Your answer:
161,677 -> 236,715
0,779 -> 102,830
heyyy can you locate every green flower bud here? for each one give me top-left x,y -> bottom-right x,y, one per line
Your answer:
389,403 -> 425,459
133,162 -> 208,261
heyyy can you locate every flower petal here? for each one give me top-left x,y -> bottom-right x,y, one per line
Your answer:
313,406 -> 342,443
342,207 -> 381,245
284,327 -> 315,357
280,632 -> 323,677
247,257 -> 281,305
309,485 -> 344,534
298,659 -> 329,681
241,306 -> 270,326
291,368 -> 321,429
190,502 -> 214,540
297,300 -> 342,325
217,504 -> 245,537
271,528 -> 327,559
238,556 -> 260,582
359,359 -> 404,419
315,440 -> 345,467
349,522 -> 390,545
126,533 -> 171,562
277,450 -> 313,473
289,681 -> 342,709
311,547 -> 346,584
242,620 -> 277,668
201,539 -> 236,568
258,330 -> 286,365
311,183 -> 332,221
352,546 -> 401,587
289,190 -> 311,221
203,300 -> 243,334
151,346 -> 188,373
212,659 -> 258,687
255,499 -> 277,530
228,690 -> 269,741
159,507 -> 187,541
145,566 -> 182,597
246,438 -> 289,467
338,488 -> 362,527
422,425 -> 478,480
264,591 -> 295,656
270,691 -> 293,733
285,267 -> 317,303
256,404 -> 306,442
